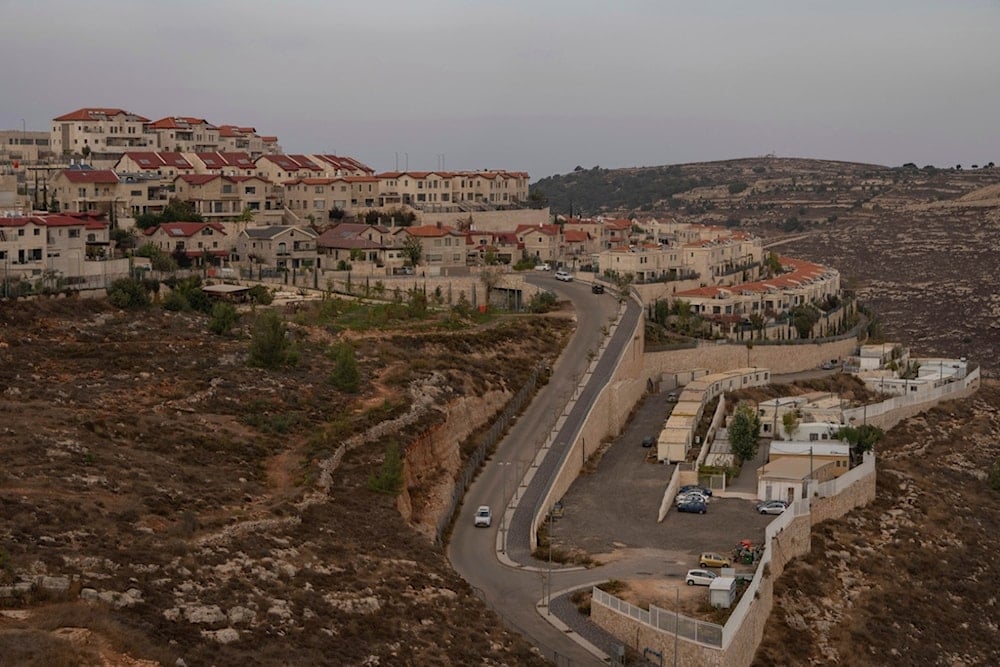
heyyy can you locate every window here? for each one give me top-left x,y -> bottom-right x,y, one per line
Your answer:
222,184 -> 234,194
68,229 -> 80,238
18,229 -> 24,237
245,186 -> 256,195
33,228 -> 40,236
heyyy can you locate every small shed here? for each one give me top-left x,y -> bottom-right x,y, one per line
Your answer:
709,576 -> 737,609
203,283 -> 251,303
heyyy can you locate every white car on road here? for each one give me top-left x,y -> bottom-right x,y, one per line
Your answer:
474,505 -> 492,527
554,269 -> 573,282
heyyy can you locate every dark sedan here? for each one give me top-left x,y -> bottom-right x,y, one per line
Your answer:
677,499 -> 707,514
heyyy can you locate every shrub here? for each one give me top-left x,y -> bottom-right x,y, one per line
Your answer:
328,342 -> 361,393
367,442 -> 403,494
209,302 -> 239,335
248,284 -> 273,305
107,278 -> 151,309
247,309 -> 297,368
728,181 -> 749,194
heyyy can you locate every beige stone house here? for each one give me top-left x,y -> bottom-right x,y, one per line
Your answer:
142,222 -> 232,266
114,152 -> 197,179
0,212 -> 110,279
283,177 -> 381,218
50,108 -> 153,161
217,126 -> 270,158
172,174 -> 279,220
254,155 -> 323,183
188,152 -> 257,176
316,223 -> 391,267
395,223 -> 466,268
49,169 -> 121,214
515,224 -> 562,263
235,225 -> 318,270
309,154 -> 375,177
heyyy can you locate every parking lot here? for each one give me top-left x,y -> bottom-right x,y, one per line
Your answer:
553,387 -> 775,572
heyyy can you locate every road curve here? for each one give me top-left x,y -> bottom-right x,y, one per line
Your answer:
448,277 -> 642,664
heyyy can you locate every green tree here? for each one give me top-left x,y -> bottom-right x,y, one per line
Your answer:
107,277 -> 151,309
789,304 -> 821,339
836,424 -> 884,465
247,309 -> 297,369
328,342 -> 361,393
401,235 -> 423,267
728,401 -> 762,463
782,411 -> 800,440
209,302 -> 239,335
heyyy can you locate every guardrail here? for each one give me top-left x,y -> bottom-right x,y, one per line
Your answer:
592,587 -> 723,648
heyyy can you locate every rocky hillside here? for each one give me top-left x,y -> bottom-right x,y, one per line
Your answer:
0,298 -> 567,666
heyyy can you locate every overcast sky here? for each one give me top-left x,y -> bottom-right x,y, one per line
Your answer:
1,0 -> 997,178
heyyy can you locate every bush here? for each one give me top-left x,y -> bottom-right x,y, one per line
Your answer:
209,302 -> 239,335
528,291 -> 558,313
328,342 -> 361,393
248,284 -> 273,305
247,310 -> 297,368
728,181 -> 749,194
107,278 -> 151,309
367,442 -> 403,494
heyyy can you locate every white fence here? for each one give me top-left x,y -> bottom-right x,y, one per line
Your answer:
842,366 -> 980,425
592,587 -> 724,648
815,451 -> 875,498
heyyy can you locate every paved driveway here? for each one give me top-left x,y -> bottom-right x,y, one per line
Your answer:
553,389 -> 773,573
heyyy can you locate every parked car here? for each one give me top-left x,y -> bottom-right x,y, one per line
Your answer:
677,499 -> 707,514
591,283 -> 605,294
820,361 -> 836,370
757,500 -> 788,515
535,262 -> 551,271
676,491 -> 709,505
666,392 -> 679,403
641,435 -> 656,448
685,569 -> 718,586
680,484 -> 713,497
699,552 -> 732,568
474,505 -> 492,527
554,269 -> 573,282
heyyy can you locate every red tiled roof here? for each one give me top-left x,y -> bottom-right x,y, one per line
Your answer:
147,222 -> 227,238
146,116 -> 214,129
258,155 -> 321,171
312,154 -> 374,173
120,152 -> 194,170
514,224 -> 560,236
405,224 -> 460,238
195,152 -> 255,169
564,230 -> 591,242
53,108 -> 150,122
59,170 -> 120,184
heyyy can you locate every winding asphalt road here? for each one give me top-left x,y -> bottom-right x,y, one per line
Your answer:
449,278 -> 654,665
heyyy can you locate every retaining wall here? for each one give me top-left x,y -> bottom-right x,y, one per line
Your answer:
645,338 -> 857,376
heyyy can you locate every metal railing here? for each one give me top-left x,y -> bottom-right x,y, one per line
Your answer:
592,587 -> 723,648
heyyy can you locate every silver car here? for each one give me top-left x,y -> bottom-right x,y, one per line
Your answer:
757,500 -> 788,515
685,569 -> 718,586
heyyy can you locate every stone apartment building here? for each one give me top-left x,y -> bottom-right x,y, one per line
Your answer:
283,176 -> 381,219
0,130 -> 52,166
144,117 -> 220,153
50,108 -> 154,161
255,155 -> 324,183
515,224 -> 563,263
